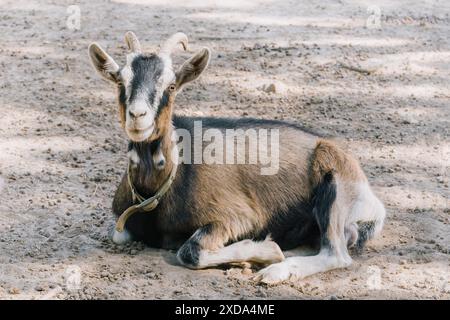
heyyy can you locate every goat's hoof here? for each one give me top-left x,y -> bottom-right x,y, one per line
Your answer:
253,262 -> 291,284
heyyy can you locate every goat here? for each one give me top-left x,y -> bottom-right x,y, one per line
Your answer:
88,32 -> 386,283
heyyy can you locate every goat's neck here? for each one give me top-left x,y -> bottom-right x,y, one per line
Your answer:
128,124 -> 176,197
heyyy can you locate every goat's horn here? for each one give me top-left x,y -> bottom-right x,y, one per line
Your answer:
125,31 -> 141,54
159,32 -> 188,57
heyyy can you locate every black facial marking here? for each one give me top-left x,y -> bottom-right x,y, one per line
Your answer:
118,84 -> 127,115
128,55 -> 164,106
156,91 -> 170,117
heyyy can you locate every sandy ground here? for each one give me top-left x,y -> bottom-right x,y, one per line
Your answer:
0,0 -> 449,299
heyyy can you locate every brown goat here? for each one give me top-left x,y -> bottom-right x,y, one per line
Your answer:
88,32 -> 386,283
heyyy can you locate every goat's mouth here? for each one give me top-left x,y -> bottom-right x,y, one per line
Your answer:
126,124 -> 154,142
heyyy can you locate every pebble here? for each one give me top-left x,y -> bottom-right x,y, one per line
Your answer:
256,288 -> 267,298
263,83 -> 277,93
9,287 -> 20,295
259,82 -> 287,94
100,271 -> 109,278
242,268 -> 253,275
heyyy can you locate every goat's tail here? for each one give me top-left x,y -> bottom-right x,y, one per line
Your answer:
351,185 -> 386,252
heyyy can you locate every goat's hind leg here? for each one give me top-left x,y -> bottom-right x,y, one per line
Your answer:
176,223 -> 285,269
255,172 -> 352,284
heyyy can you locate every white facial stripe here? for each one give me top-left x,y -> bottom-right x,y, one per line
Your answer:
126,53 -> 137,66
133,90 -> 150,108
126,56 -> 152,122
152,60 -> 175,109
120,65 -> 133,90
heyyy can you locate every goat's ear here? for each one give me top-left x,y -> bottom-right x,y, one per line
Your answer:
175,48 -> 210,89
88,43 -> 120,83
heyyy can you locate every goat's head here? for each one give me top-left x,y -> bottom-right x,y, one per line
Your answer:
88,32 -> 210,142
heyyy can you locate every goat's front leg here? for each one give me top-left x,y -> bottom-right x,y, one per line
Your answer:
176,223 -> 285,269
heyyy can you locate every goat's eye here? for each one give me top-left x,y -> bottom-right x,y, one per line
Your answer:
168,84 -> 176,92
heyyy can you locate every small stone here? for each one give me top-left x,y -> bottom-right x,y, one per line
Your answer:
242,268 -> 253,275
9,287 -> 20,295
256,288 -> 267,298
264,83 -> 277,93
225,269 -> 234,276
100,271 -> 109,278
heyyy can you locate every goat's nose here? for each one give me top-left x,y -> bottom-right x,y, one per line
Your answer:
128,110 -> 147,119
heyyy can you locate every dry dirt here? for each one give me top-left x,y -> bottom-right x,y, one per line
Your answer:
0,0 -> 449,299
